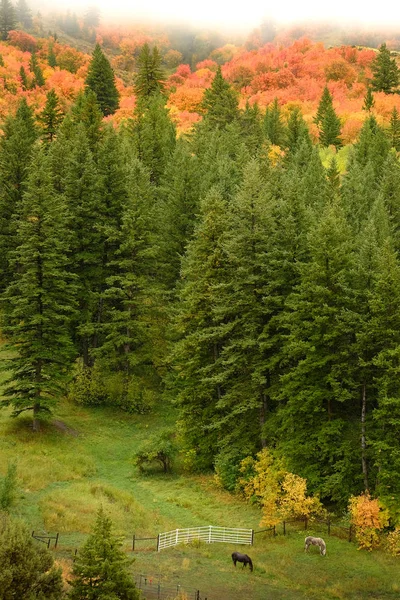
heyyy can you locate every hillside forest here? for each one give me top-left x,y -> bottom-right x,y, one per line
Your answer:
1,0 -> 400,536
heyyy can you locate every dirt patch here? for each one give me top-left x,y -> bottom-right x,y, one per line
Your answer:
52,420 -> 80,437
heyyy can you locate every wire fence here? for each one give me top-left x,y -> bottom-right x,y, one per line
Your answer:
135,574 -> 208,600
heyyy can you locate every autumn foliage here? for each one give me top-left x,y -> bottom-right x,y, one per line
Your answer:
348,494 -> 389,551
238,449 -> 323,527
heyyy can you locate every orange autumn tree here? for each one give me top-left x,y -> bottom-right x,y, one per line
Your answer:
238,449 -> 323,527
348,494 -> 389,551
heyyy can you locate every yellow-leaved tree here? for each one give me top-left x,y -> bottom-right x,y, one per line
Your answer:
238,449 -> 323,527
348,493 -> 389,551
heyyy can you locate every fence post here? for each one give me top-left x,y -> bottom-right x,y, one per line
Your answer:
251,529 -> 254,545
348,525 -> 352,543
55,533 -> 59,549
157,533 -> 160,552
283,521 -> 286,535
208,525 -> 212,544
132,535 -> 135,551
327,519 -> 331,535
157,582 -> 161,599
273,525 -> 276,537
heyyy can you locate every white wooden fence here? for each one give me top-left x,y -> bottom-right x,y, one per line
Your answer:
157,525 -> 254,551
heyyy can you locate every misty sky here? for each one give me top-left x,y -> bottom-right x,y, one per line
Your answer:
40,0 -> 400,29
92,1 -> 398,27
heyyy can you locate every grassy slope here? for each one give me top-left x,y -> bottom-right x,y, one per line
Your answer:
0,395 -> 399,600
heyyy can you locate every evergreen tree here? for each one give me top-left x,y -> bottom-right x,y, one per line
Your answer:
157,139 -> 201,289
240,101 -> 263,154
47,43 -> 57,67
354,116 -> 390,180
83,5 -> 100,28
326,156 -> 341,195
286,107 -> 311,153
100,158 -> 158,394
29,52 -> 45,87
68,507 -> 139,600
70,90 -> 104,151
0,0 -> 16,41
172,187 -> 230,469
371,43 -> 399,94
389,106 -> 400,151
278,201 -> 359,502
85,43 -> 119,116
369,241 -> 400,518
210,159 -> 278,453
1,148 -> 77,431
0,98 -> 38,290
201,66 -> 239,129
38,89 -> 64,143
193,121 -> 250,202
16,0 -> 31,29
19,65 -> 28,90
60,124 -> 102,365
315,86 -> 341,147
15,0 -> 31,28
264,97 -> 286,146
362,87 -> 375,112
129,94 -> 176,185
0,517 -> 63,598
134,43 -> 166,101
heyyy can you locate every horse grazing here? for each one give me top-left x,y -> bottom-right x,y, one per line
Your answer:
232,551 -> 253,571
304,536 -> 326,556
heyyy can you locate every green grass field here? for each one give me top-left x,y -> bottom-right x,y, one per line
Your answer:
1,396 -> 399,600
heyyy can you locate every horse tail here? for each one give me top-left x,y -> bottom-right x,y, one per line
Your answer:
248,557 -> 253,571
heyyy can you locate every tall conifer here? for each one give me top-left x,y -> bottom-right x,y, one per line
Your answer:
1,148 -> 76,431
85,43 -> 119,116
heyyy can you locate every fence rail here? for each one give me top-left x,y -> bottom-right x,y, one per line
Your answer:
157,525 -> 253,551
32,531 -> 59,549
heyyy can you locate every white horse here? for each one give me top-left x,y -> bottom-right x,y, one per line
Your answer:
304,536 -> 326,556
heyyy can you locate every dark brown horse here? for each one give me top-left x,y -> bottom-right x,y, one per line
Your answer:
232,551 -> 253,571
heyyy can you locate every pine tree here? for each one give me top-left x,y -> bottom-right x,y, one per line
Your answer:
315,86 -> 341,147
38,89 -> 64,143
47,43 -> 57,67
362,87 -> 375,112
100,158 -> 157,389
0,517 -> 63,598
157,139 -> 201,289
368,241 -> 400,518
354,116 -> 390,180
209,159 -> 278,453
389,107 -> 400,151
286,107 -> 311,153
59,124 -> 102,365
83,5 -> 100,28
172,187 -> 230,469
68,507 -> 139,600
278,201 -> 359,502
264,97 -> 286,146
371,43 -> 399,94
129,94 -> 176,185
70,90 -> 104,151
16,0 -> 31,29
29,52 -> 45,87
201,66 -> 239,129
1,147 -> 77,431
85,43 -> 119,116
134,43 -> 166,101
240,101 -> 263,154
0,0 -> 16,41
0,98 -> 38,290
19,65 -> 28,90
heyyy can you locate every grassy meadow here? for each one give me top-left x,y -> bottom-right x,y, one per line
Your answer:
0,391 -> 400,599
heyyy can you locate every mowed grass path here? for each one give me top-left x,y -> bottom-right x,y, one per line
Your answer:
0,398 -> 399,599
